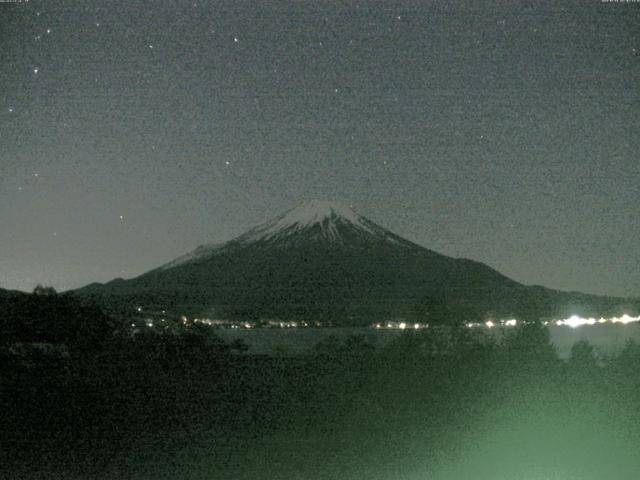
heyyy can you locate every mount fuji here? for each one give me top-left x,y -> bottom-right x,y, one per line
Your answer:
75,200 -> 635,325
160,200 -> 416,270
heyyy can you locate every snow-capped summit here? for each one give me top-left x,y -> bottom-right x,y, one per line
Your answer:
158,200 -> 409,270
238,200 -> 376,243
264,200 -> 365,230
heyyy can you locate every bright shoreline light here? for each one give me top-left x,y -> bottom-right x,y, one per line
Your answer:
554,314 -> 640,328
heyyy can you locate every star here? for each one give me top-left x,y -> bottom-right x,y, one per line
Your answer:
96,22 -> 100,27
33,67 -> 39,74
119,215 -> 124,220
46,28 -> 51,34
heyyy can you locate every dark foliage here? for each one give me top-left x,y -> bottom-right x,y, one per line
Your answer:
0,286 -> 115,352
2,323 -> 640,479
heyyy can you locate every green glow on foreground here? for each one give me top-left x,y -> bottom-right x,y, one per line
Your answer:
158,382 -> 640,480
421,393 -> 640,480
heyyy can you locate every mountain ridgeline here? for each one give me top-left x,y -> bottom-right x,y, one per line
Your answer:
74,200 -> 637,325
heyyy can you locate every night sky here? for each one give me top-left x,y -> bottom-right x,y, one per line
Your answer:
1,0 -> 638,297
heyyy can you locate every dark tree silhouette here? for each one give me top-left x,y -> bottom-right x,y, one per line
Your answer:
0,287 -> 115,353
568,340 -> 598,369
32,285 -> 57,296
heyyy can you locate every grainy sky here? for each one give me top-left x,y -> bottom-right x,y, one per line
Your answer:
0,0 -> 638,297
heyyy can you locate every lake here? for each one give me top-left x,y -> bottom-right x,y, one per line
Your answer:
215,323 -> 640,359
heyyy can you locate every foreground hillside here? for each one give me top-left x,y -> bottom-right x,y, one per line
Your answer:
3,325 -> 640,479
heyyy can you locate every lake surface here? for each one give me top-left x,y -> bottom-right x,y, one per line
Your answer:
216,324 -> 640,358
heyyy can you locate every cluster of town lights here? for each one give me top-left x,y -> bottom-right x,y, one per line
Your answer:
477,314 -> 640,329
372,322 -> 426,330
468,319 -> 517,328
134,307 -> 640,330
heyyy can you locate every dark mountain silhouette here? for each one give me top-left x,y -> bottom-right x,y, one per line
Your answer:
74,200 -> 637,325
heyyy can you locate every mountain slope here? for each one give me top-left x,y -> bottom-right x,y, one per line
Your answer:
75,200 -> 637,324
